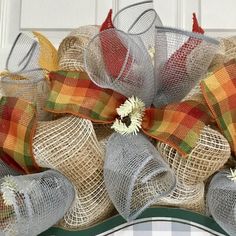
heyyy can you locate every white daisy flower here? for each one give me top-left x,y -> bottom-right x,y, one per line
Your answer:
112,96 -> 145,135
227,168 -> 236,182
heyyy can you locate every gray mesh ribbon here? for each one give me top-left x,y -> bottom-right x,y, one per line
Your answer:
153,27 -> 219,107
104,133 -> 176,221
84,28 -> 155,107
207,170 -> 236,236
113,0 -> 162,51
0,170 -> 75,236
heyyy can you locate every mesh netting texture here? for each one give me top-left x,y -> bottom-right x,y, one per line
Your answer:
113,0 -> 162,51
0,170 -> 75,236
207,170 -> 236,236
32,115 -> 114,229
58,25 -> 99,71
0,160 -> 20,178
153,27 -> 219,108
0,73 -> 51,121
84,29 -> 155,107
5,33 -> 41,73
156,181 -> 205,214
156,126 -> 231,186
104,133 -> 176,221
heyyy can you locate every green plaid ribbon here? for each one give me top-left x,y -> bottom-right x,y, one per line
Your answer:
0,97 -> 40,173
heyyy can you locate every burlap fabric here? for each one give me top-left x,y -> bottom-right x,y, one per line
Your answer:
210,36 -> 236,71
58,25 -> 99,71
104,133 -> 176,221
33,115 -> 114,230
156,126 -> 230,186
207,170 -> 236,236
156,181 -> 205,214
0,170 -> 75,236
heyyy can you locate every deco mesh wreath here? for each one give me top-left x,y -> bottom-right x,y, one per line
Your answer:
1,1 -> 236,235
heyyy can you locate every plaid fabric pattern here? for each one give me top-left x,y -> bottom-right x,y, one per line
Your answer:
201,60 -> 236,154
142,100 -> 211,156
100,219 -> 224,236
0,97 -> 40,173
45,70 -> 126,123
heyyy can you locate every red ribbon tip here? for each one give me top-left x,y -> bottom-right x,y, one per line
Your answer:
192,13 -> 204,34
100,9 -> 114,31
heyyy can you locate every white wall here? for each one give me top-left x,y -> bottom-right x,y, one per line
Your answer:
1,0 -> 236,70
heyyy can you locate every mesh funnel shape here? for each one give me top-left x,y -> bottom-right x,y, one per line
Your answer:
104,133 -> 176,221
0,72 -> 51,121
84,28 -> 155,107
0,170 -> 75,236
156,181 -> 205,214
153,27 -> 219,108
113,0 -> 162,51
5,33 -> 41,73
58,25 -> 99,71
33,115 -> 114,229
207,170 -> 236,236
157,126 -> 230,186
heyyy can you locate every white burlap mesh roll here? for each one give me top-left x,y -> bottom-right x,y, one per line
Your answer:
0,72 -> 50,121
84,29 -> 155,107
58,25 -> 99,71
0,170 -> 75,236
33,115 -> 114,230
104,133 -> 176,221
153,27 -> 219,107
113,0 -> 162,51
156,181 -> 205,214
207,170 -> 236,236
157,126 -> 231,186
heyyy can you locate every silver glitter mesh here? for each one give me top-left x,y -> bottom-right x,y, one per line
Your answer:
84,29 -> 155,107
104,133 -> 176,221
5,33 -> 41,73
207,170 -> 236,236
0,160 -> 20,178
113,0 -> 162,51
0,170 -> 75,236
153,27 -> 219,107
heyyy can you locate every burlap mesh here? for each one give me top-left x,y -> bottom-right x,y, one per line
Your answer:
156,126 -> 230,186
104,133 -> 176,221
58,25 -> 99,71
113,0 -> 162,51
153,27 -> 219,107
0,170 -> 75,236
156,181 -> 205,214
84,29 -> 155,107
0,72 -> 51,121
32,115 -> 114,229
207,170 -> 236,236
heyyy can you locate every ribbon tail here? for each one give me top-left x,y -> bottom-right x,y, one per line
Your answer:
142,100 -> 212,156
0,97 -> 40,173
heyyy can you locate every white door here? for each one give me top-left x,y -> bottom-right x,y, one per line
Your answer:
1,0 -> 236,70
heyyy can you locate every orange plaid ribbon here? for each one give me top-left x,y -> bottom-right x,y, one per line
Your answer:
201,59 -> 236,155
0,97 -> 40,173
45,70 -> 212,157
